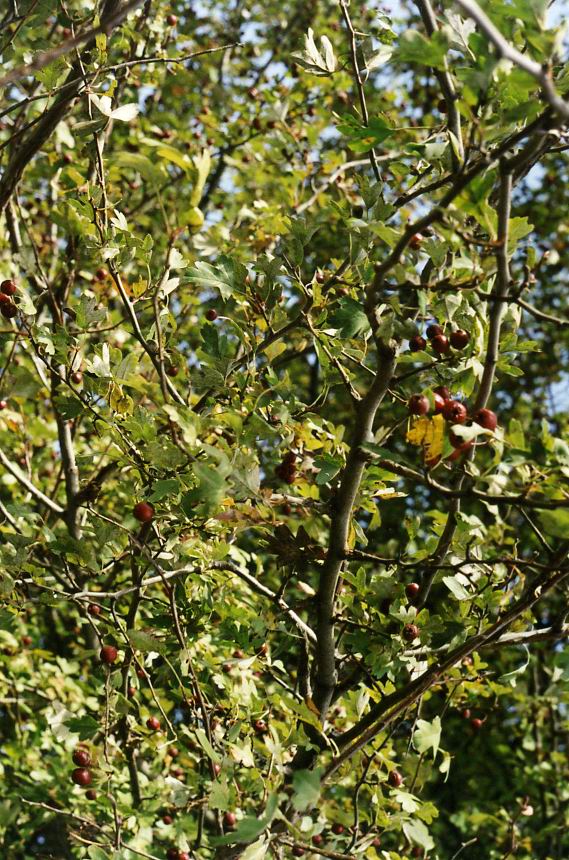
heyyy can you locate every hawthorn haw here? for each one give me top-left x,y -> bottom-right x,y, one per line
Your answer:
450,329 -> 470,349
409,233 -> 423,250
206,308 -> 218,321
166,13 -> 177,25
88,603 -> 101,617
426,323 -> 443,340
312,834 -> 324,846
71,768 -> 92,786
224,811 -> 237,828
163,814 -> 174,825
431,333 -> 450,355
253,718 -> 267,734
72,747 -> 91,767
133,501 -> 154,523
22,635 -> 32,646
388,769 -> 404,788
405,582 -> 420,600
95,268 -> 108,281
433,385 -> 451,401
0,279 -> 17,296
461,708 -> 471,720
409,335 -> 427,352
85,789 -> 97,800
146,716 -> 161,731
433,392 -> 446,414
471,717 -> 484,731
0,400 -> 7,410
402,623 -> 419,642
331,823 -> 345,835
473,408 -> 497,431
408,394 -> 429,416
100,644 -> 118,665
70,371 -> 83,384
442,400 -> 467,424
0,301 -> 18,319
292,848 -> 305,857
168,746 -> 179,758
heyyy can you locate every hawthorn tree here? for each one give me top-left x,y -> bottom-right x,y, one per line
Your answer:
1,1 -> 569,859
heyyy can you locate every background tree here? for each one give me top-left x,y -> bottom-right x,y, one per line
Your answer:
0,1 -> 569,859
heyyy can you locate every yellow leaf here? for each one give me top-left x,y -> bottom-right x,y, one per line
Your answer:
406,416 -> 431,447
406,415 -> 445,462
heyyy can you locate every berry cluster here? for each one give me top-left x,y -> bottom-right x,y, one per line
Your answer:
275,451 -> 298,484
0,279 -> 18,319
409,323 -> 470,356
71,745 -> 94,790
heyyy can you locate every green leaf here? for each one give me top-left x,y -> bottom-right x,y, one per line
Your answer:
336,114 -> 394,153
402,819 -> 434,851
195,728 -> 221,764
313,454 -> 342,485
292,768 -> 322,811
185,256 -> 247,300
64,715 -> 100,740
413,716 -> 442,758
442,575 -> 470,600
328,297 -> 370,338
127,629 -> 166,654
396,29 -> 450,69
539,509 -> 569,539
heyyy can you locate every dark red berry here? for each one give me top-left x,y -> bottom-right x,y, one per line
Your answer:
95,268 -> 108,281
100,644 -> 118,665
433,392 -> 445,413
70,371 -> 83,384
133,501 -> 154,523
206,308 -> 218,321
473,408 -> 497,431
233,649 -> 244,658
88,603 -> 101,617
72,768 -> 92,786
461,708 -> 471,719
433,385 -> 451,401
22,635 -> 32,646
331,823 -> 344,835
146,716 -> 161,731
166,365 -> 179,377
0,279 -> 17,296
253,719 -> 267,734
402,623 -> 419,642
431,333 -> 450,355
372,837 -> 381,848
292,848 -> 305,857
408,394 -> 430,416
163,814 -> 174,825
315,272 -> 325,283
409,233 -> 423,250
388,769 -> 404,788
471,717 -> 483,731
1,302 -> 18,319
312,834 -> 324,846
426,324 -> 443,340
166,14 -> 177,25
166,850 -> 180,860
168,746 -> 179,758
442,400 -> 467,424
72,748 -> 91,767
224,811 -> 237,828
450,329 -> 470,349
86,789 -> 97,800
128,685 -> 136,698
405,583 -> 420,600
409,335 -> 427,352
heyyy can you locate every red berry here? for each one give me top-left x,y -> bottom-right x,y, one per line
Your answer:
409,233 -> 423,250
206,308 -> 218,321
168,746 -> 179,758
133,501 -> 154,523
292,848 -> 305,857
409,335 -> 427,352
213,762 -> 221,776
426,324 -> 443,340
71,768 -> 92,786
447,442 -> 473,461
1,302 -> 18,319
433,385 -> 451,401
450,329 -> 470,349
0,293 -> 10,304
372,837 -> 381,848
473,408 -> 497,431
461,708 -> 471,720
442,400 -> 467,424
136,668 -> 146,679
405,583 -> 420,600
88,603 -> 101,617
166,365 -> 179,377
433,392 -> 445,413
233,649 -> 244,658
224,811 -> 237,828
449,431 -> 468,449
471,717 -> 483,731
431,333 -> 450,355
163,814 -> 174,825
22,635 -> 32,646
171,767 -> 184,778
312,834 -> 324,846
128,685 -> 136,698
146,716 -> 161,731
95,268 -> 108,281
0,279 -> 17,296
408,394 -> 429,416
72,748 -> 91,767
100,644 -> 118,665
179,854 -> 190,860
166,14 -> 177,25
166,850 -> 180,860
331,823 -> 344,835
402,623 -> 419,642
388,769 -> 404,788
253,718 -> 267,734
85,789 -> 97,800
0,400 -> 7,410
70,371 -> 83,384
